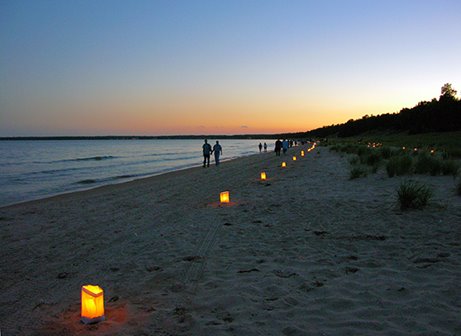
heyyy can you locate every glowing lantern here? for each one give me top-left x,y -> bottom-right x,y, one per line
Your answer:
220,191 -> 230,203
281,162 -> 287,168
301,150 -> 305,157
81,285 -> 105,324
260,172 -> 267,180
292,156 -> 297,161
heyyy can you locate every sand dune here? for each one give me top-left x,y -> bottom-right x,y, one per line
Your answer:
1,146 -> 460,335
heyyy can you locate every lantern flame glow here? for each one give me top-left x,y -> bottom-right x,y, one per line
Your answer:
281,162 -> 287,167
260,172 -> 267,180
292,156 -> 297,161
220,191 -> 230,203
301,151 -> 305,156
81,285 -> 105,324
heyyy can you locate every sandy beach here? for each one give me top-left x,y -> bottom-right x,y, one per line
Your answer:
1,145 -> 460,336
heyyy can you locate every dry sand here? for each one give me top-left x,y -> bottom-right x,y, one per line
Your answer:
1,145 -> 460,336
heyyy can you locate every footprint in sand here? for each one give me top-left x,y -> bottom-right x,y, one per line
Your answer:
145,265 -> 163,272
345,267 -> 359,274
273,270 -> 298,278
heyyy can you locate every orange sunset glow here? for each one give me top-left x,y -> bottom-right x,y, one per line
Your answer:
1,1 -> 460,136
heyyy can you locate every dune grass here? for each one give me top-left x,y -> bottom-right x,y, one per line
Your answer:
414,153 -> 441,176
327,131 -> 461,158
397,180 -> 432,210
441,160 -> 460,177
329,134 -> 460,179
386,155 -> 413,177
350,165 -> 368,179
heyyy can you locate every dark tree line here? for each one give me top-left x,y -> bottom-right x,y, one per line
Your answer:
304,84 -> 461,138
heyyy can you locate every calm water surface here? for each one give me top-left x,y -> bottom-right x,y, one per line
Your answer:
0,139 -> 273,207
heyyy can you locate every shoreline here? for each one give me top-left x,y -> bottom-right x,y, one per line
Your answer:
1,146 -> 460,335
0,152 -> 260,210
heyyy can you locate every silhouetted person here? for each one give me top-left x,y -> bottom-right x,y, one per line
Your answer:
213,141 -> 222,166
264,142 -> 267,152
275,139 -> 282,156
282,139 -> 289,154
202,139 -> 212,167
258,143 -> 262,153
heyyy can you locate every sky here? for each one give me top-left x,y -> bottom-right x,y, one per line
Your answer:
1,0 -> 460,136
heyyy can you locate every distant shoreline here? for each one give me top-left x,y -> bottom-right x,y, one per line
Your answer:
0,135 -> 282,140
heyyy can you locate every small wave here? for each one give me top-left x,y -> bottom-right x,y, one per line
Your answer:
73,155 -> 117,162
32,167 -> 80,175
142,152 -> 179,157
76,179 -> 97,184
114,174 -> 134,179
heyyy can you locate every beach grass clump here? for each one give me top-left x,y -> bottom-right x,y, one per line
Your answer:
414,153 -> 441,176
349,155 -> 360,165
357,146 -> 371,157
440,160 -> 460,177
397,180 -> 432,210
350,165 -> 368,179
379,146 -> 393,159
448,148 -> 461,159
371,163 -> 380,174
362,152 -> 382,166
346,144 -> 372,155
386,155 -> 413,177
329,144 -> 342,152
337,144 -> 358,154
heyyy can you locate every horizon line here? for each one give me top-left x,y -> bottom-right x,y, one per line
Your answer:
0,133 -> 315,140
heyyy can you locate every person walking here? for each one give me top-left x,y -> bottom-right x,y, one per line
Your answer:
202,139 -> 212,167
263,142 -> 267,152
282,139 -> 289,155
275,139 -> 282,156
258,143 -> 262,153
213,140 -> 222,166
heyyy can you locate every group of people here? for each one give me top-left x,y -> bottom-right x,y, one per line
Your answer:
202,139 -> 222,167
258,142 -> 268,152
202,138 -> 296,167
274,139 -> 291,156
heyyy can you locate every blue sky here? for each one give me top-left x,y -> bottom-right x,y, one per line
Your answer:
1,0 -> 460,135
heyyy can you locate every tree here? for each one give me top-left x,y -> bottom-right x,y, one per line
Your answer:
440,83 -> 457,99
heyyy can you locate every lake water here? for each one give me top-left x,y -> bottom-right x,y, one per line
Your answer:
0,139 -> 273,207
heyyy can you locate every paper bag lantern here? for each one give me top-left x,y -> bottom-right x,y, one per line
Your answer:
301,150 -> 305,157
292,156 -> 297,161
281,162 -> 286,168
81,285 -> 105,324
260,172 -> 267,180
220,191 -> 230,203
